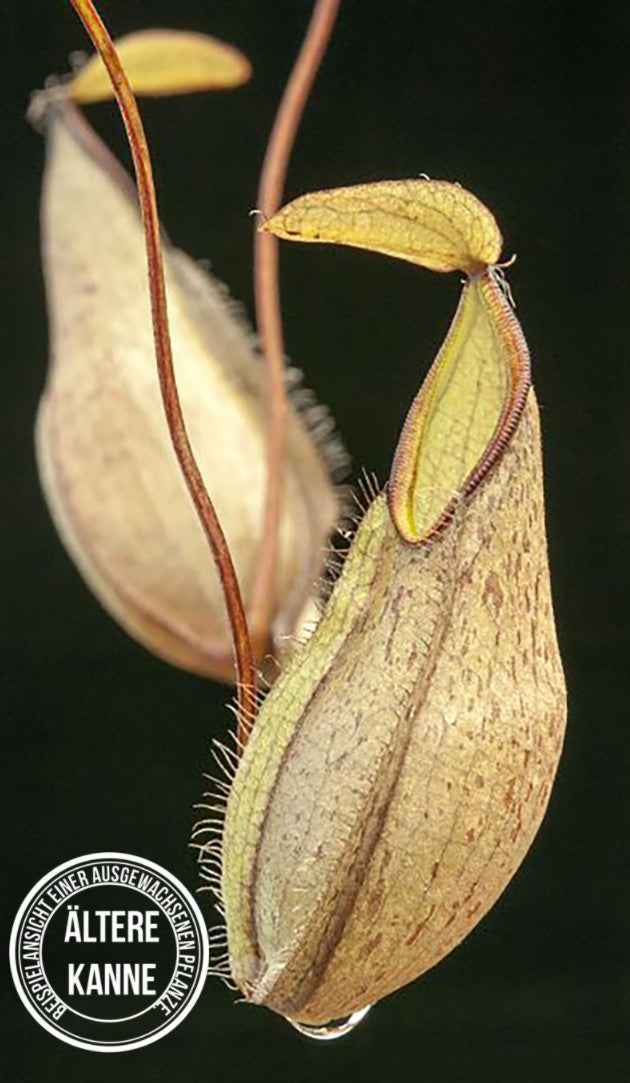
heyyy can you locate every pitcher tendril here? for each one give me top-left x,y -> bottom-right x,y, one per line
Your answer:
251,0 -> 341,643
68,0 -> 257,741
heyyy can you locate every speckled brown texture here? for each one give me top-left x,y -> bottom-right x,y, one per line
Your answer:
222,390 -> 566,1024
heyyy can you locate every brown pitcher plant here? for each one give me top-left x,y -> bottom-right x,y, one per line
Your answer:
29,0 -> 566,1040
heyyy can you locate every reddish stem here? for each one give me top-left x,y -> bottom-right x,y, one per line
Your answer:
250,0 -> 341,642
68,0 -> 257,745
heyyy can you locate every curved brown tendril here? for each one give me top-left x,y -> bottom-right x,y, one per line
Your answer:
68,0 -> 257,743
250,0 -> 341,645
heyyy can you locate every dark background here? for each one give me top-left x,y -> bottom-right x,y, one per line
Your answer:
2,1 -> 629,1080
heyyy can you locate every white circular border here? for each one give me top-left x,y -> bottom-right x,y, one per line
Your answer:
9,852 -> 209,1053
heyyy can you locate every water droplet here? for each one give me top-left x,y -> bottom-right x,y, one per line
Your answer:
287,1004 -> 372,1041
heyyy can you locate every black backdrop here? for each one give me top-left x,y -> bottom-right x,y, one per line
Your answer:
2,2 -> 629,1081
